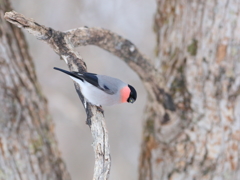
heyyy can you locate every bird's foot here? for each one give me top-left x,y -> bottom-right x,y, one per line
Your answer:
96,105 -> 104,115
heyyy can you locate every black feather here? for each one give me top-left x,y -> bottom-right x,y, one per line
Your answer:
53,67 -> 83,81
103,85 -> 110,90
81,73 -> 99,87
54,67 -> 115,94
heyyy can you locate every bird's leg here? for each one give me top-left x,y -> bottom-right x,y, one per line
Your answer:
96,105 -> 104,115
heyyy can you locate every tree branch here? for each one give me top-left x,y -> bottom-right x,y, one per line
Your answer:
65,27 -> 176,112
5,11 -> 176,111
4,9 -> 178,179
65,27 -> 166,101
4,11 -> 110,180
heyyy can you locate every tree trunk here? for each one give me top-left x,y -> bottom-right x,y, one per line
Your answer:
0,1 -> 70,180
139,0 -> 240,180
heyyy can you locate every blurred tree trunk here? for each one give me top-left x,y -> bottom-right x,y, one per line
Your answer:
0,1 -> 70,180
139,0 -> 240,180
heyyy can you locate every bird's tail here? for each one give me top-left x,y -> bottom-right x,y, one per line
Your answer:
53,67 -> 83,81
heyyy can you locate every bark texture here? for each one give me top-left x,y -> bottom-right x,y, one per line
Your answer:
5,8 -> 180,179
4,11 -> 111,180
0,1 -> 70,180
4,1 -> 240,180
139,0 -> 240,180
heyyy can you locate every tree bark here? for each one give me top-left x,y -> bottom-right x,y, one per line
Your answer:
3,1 -> 240,180
0,1 -> 70,180
139,0 -> 240,180
4,10 -> 111,180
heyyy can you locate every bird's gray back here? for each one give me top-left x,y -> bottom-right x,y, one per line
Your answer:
97,75 -> 127,94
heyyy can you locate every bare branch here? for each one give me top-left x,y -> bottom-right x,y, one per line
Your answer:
66,27 -> 156,79
4,11 -> 110,180
65,27 -> 176,113
4,11 -> 176,111
4,9 -> 178,179
65,27 -> 166,98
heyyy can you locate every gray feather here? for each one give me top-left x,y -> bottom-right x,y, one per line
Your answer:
96,75 -> 126,94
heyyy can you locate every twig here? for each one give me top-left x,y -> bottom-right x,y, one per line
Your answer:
4,11 -> 110,180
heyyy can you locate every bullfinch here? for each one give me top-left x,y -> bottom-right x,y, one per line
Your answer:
54,67 -> 137,106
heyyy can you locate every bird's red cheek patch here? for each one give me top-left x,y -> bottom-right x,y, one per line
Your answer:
120,86 -> 130,103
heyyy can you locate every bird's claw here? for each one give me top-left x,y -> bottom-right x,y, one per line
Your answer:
96,105 -> 104,115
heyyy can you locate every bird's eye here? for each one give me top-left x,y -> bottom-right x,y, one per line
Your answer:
130,98 -> 135,103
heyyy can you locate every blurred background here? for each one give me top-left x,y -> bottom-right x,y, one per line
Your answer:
11,0 -> 156,179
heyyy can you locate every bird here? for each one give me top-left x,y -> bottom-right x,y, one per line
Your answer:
53,67 -> 137,106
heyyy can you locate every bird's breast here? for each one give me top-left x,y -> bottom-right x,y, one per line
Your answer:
81,81 -> 121,106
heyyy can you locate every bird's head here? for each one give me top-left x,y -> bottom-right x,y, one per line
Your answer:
120,85 -> 137,104
127,85 -> 137,103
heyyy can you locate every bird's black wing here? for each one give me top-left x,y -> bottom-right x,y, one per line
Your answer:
81,73 -> 99,87
82,73 -> 115,94
54,67 -> 115,94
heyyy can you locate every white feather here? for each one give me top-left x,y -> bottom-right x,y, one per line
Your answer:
69,76 -> 121,106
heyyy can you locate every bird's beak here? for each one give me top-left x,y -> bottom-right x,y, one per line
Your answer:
129,98 -> 135,103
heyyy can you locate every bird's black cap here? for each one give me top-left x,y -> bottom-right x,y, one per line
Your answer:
127,85 -> 137,103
